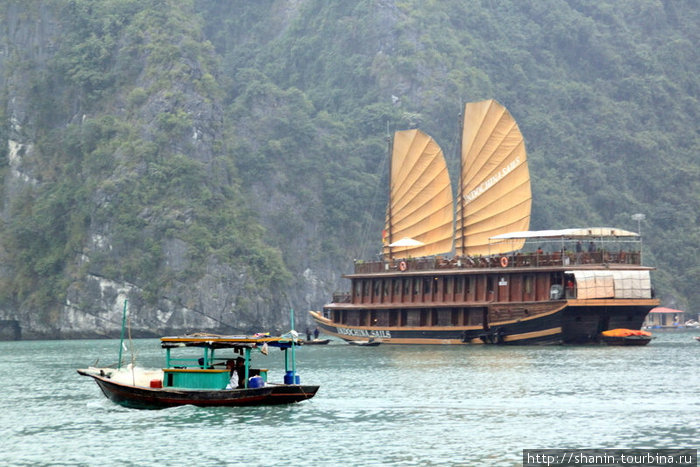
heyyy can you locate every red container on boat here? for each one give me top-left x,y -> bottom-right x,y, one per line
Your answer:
150,379 -> 163,388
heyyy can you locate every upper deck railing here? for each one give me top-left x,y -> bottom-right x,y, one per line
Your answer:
353,250 -> 641,274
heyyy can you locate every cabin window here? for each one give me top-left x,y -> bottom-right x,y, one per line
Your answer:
393,279 -> 401,298
420,309 -> 428,326
465,276 -> 472,294
354,281 -> 361,299
403,278 -> 411,297
373,281 -> 380,299
487,277 -> 494,294
389,310 -> 398,326
445,277 -> 453,295
550,273 -> 561,287
524,276 -> 533,294
413,279 -> 421,296
400,309 -> 407,326
423,277 -> 432,295
469,309 -> 484,326
384,280 -> 391,298
451,309 -> 459,325
370,311 -> 377,326
360,311 -> 372,326
363,280 -> 370,298
455,277 -> 464,294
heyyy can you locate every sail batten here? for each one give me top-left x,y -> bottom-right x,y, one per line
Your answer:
383,129 -> 454,259
457,99 -> 531,256
382,100 -> 530,260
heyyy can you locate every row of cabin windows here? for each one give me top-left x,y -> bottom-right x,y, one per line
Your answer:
357,276 -> 479,297
353,274 -> 559,304
332,308 -> 487,327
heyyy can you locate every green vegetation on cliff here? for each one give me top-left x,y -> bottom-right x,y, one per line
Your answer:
0,0 -> 697,328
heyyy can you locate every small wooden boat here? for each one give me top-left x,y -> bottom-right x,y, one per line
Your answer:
78,333 -> 319,409
301,339 -> 331,345
347,338 -> 381,347
600,328 -> 653,346
694,336 -> 700,342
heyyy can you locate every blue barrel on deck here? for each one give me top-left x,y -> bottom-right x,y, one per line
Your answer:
248,375 -> 264,388
284,371 -> 300,385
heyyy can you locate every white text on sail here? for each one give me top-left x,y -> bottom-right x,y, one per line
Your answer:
463,156 -> 522,204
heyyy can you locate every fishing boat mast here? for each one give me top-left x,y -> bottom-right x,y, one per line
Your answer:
117,299 -> 128,370
291,309 -> 296,376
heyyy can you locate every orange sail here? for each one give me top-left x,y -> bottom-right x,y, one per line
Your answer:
382,129 -> 454,259
456,100 -> 531,256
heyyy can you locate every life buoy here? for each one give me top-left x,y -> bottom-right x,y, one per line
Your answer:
399,261 -> 407,271
500,256 -> 508,268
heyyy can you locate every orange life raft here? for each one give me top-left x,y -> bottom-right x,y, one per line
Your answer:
601,328 -> 652,338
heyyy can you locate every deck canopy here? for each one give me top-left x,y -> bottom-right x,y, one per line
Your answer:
648,307 -> 685,314
490,228 -> 639,240
161,334 -> 299,349
566,270 -> 652,299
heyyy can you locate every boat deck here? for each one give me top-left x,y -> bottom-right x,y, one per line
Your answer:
353,250 -> 641,275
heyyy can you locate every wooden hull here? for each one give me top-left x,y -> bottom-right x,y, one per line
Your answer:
311,299 -> 657,345
562,302 -> 652,344
310,305 -> 566,345
301,339 -> 330,345
263,383 -> 321,403
79,371 -> 318,409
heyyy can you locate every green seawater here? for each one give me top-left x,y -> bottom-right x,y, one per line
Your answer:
1,330 -> 698,466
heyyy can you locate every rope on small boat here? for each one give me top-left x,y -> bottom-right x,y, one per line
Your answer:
128,310 -> 136,386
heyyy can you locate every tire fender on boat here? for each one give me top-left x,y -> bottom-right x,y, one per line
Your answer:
500,256 -> 508,267
399,261 -> 407,271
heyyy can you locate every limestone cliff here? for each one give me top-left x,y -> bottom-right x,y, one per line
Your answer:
0,1 -> 343,339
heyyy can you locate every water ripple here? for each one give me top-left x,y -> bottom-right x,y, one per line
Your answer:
1,331 -> 698,465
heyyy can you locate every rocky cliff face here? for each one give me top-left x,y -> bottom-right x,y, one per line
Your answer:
0,2 -> 344,339
5,1 -> 693,339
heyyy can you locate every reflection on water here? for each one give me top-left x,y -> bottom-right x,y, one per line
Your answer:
1,331 -> 698,465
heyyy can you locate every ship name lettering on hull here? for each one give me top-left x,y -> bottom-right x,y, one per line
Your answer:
336,327 -> 391,338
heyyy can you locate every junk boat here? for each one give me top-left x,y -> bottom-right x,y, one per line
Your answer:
600,328 -> 654,346
310,100 -> 659,345
78,333 -> 319,409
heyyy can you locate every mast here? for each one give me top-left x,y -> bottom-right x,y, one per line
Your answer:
289,308 -> 296,379
457,107 -> 466,256
385,132 -> 394,260
117,299 -> 128,370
